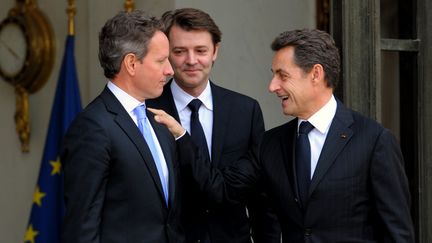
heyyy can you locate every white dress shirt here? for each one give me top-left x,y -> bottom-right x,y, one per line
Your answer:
107,81 -> 169,185
170,79 -> 213,159
298,95 -> 337,179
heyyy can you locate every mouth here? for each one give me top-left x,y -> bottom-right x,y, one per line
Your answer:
279,95 -> 289,101
184,69 -> 199,73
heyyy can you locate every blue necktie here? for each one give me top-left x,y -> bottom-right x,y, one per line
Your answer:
296,121 -> 314,208
188,99 -> 210,162
134,104 -> 169,204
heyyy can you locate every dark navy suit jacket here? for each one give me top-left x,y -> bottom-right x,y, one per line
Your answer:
61,87 -> 184,243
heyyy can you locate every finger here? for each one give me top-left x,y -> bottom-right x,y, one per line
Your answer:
153,114 -> 165,123
147,107 -> 165,115
147,108 -> 168,123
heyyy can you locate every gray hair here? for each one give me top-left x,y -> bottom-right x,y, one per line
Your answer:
98,10 -> 164,79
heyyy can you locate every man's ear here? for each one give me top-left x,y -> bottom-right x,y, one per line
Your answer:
123,53 -> 137,76
212,43 -> 220,62
311,63 -> 324,84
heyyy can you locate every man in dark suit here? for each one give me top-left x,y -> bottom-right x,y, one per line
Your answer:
60,10 -> 183,243
151,28 -> 415,242
146,8 -> 280,243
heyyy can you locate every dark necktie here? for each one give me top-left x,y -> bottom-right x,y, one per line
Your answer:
188,99 -> 210,161
296,121 -> 314,208
134,104 -> 169,205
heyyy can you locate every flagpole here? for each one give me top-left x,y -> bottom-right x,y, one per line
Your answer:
67,0 -> 76,35
24,0 -> 82,242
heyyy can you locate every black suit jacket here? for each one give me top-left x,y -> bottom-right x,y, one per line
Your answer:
147,80 -> 280,243
61,87 -> 184,243
177,100 -> 415,243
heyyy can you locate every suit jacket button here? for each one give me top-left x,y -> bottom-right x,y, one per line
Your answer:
294,198 -> 299,203
205,209 -> 210,214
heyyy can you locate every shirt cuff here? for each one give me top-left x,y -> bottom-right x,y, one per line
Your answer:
175,130 -> 187,140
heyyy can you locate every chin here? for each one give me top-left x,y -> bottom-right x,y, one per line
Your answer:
182,75 -> 202,84
150,91 -> 163,99
156,91 -> 163,98
282,109 -> 294,117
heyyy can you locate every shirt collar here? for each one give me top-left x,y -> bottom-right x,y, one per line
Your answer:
170,79 -> 213,112
298,95 -> 337,134
107,81 -> 143,113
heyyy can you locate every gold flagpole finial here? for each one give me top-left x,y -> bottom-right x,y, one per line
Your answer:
67,0 -> 76,35
124,0 -> 135,12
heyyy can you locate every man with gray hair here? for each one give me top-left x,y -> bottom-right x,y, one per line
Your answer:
61,10 -> 183,242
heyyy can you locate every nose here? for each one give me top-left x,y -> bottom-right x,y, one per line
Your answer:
164,62 -> 174,76
186,51 -> 197,65
268,76 -> 279,93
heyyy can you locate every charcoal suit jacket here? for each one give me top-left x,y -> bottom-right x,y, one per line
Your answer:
176,100 -> 415,243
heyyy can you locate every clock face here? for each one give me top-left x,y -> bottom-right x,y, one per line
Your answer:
0,21 -> 28,79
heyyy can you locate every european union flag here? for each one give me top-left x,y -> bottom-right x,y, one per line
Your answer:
24,35 -> 82,243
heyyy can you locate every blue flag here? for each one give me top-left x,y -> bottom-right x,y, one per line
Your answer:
24,35 -> 82,243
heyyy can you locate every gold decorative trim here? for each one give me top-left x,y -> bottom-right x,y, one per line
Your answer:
15,85 -> 30,152
124,0 -> 135,12
0,0 -> 55,152
67,0 -> 76,35
22,1 -> 56,93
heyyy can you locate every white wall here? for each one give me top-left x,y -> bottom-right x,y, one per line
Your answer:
0,0 -> 314,241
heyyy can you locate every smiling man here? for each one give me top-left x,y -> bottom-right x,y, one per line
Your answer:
146,7 -> 280,243
152,28 -> 415,243
265,30 -> 414,241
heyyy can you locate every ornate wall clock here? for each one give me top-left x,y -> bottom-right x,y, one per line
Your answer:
0,0 -> 55,152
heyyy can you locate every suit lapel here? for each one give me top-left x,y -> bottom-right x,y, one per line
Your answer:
281,120 -> 304,221
210,83 -> 230,166
308,102 -> 354,195
101,87 -> 168,207
281,120 -> 299,197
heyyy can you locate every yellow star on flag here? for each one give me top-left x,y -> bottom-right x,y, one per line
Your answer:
33,186 -> 46,207
50,158 -> 62,175
24,224 -> 39,243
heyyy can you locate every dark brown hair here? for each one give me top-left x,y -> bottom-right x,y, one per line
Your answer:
271,29 -> 340,89
161,8 -> 222,45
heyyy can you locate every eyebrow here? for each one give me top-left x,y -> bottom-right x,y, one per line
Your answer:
271,68 -> 288,75
172,45 -> 209,49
